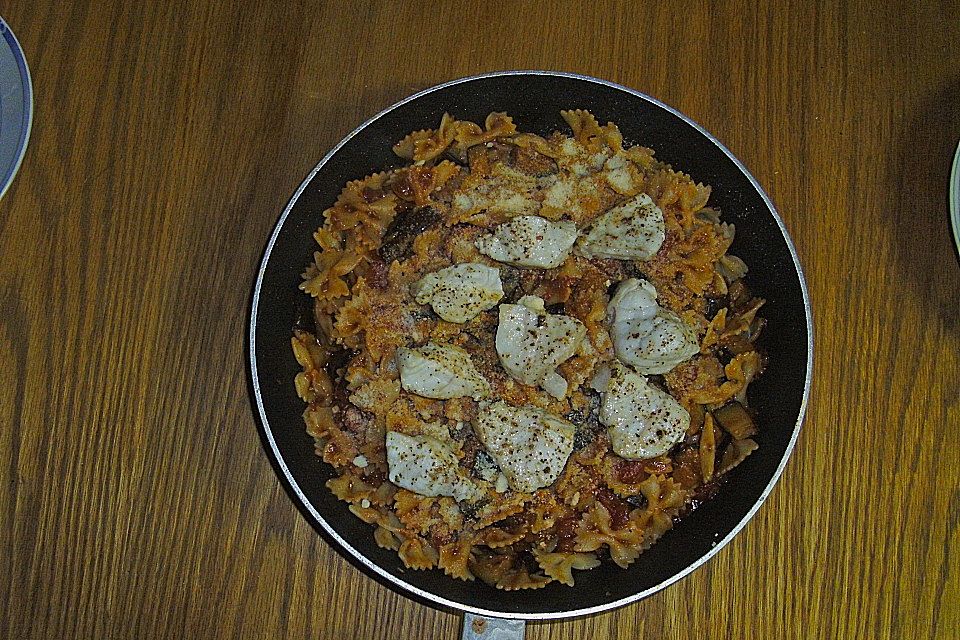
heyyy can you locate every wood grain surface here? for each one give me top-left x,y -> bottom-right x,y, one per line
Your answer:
1,1 -> 958,638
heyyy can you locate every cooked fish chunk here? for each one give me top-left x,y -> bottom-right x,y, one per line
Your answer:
410,263 -> 504,323
602,153 -> 637,194
495,295 -> 586,398
595,363 -> 690,460
576,193 -> 665,260
451,164 -> 541,219
476,215 -> 578,268
396,342 -> 491,400
473,401 -> 575,493
385,431 -> 484,502
607,278 -> 698,375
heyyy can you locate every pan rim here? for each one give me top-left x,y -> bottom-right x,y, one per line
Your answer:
248,69 -> 814,620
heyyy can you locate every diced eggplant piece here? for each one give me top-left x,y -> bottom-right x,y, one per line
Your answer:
700,412 -> 716,482
378,205 -> 442,264
713,401 -> 757,439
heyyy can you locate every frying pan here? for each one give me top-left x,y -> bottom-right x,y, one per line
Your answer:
248,71 -> 813,635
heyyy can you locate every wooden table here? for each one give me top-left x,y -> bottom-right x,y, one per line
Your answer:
2,1 -> 958,638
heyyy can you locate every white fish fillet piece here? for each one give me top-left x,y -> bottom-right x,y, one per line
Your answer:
476,215 -> 578,268
595,363 -> 690,460
473,401 -> 575,493
607,278 -> 698,375
385,431 -> 483,502
495,295 -> 586,398
410,262 -> 504,323
396,342 -> 490,400
577,193 -> 665,260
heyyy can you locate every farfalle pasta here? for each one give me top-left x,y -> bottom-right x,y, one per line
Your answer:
292,111 -> 767,590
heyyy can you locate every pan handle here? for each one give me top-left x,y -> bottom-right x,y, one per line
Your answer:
461,613 -> 526,639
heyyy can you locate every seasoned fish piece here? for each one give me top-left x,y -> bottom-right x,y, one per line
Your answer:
410,262 -> 504,323
495,295 -> 586,398
473,401 -> 575,493
576,193 -> 665,260
396,342 -> 491,400
607,278 -> 698,375
595,363 -> 690,460
476,215 -> 578,268
385,431 -> 483,502
452,164 -> 541,219
602,153 -> 637,194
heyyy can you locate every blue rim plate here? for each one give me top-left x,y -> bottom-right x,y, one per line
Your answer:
0,17 -> 32,200
951,140 -> 960,256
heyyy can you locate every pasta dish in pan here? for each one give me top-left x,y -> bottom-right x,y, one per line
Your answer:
291,110 -> 766,590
